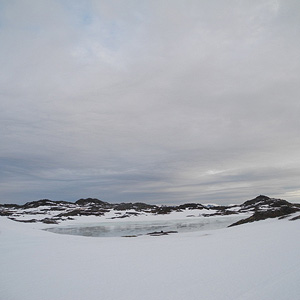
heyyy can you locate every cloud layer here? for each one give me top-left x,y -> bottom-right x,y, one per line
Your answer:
1,0 -> 300,204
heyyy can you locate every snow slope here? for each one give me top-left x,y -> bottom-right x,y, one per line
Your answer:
0,215 -> 299,300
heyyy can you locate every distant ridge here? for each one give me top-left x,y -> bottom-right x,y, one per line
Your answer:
1,195 -> 299,227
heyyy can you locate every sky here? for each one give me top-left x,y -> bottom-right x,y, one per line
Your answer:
1,0 -> 300,205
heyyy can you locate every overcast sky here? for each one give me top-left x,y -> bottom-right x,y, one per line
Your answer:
1,0 -> 300,205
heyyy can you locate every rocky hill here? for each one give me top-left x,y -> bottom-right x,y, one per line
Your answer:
0,195 -> 299,226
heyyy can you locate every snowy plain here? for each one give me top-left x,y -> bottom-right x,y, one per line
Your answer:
0,213 -> 300,300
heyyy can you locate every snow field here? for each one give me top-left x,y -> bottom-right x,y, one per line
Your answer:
0,216 -> 299,300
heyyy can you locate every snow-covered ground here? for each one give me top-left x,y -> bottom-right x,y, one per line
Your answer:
1,214 -> 299,300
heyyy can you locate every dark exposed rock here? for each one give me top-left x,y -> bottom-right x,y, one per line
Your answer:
203,210 -> 238,217
113,202 -> 157,211
154,203 -> 207,214
155,206 -> 175,214
47,206 -> 67,211
209,205 -> 231,210
0,210 -> 14,216
177,203 -> 205,210
110,212 -> 141,219
289,214 -> 300,221
241,195 -> 290,209
57,209 -> 81,217
110,214 -> 129,219
23,199 -> 58,209
75,198 -> 110,207
147,230 -> 178,236
132,202 -> 158,211
41,218 -> 59,224
0,203 -> 21,209
113,202 -> 135,210
229,205 -> 299,227
57,209 -> 105,217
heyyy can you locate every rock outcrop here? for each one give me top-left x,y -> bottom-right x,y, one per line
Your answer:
1,195 -> 299,226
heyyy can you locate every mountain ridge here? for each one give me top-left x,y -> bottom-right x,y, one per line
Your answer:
1,195 -> 299,227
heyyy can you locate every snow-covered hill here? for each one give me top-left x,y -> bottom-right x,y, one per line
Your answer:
1,195 -> 299,228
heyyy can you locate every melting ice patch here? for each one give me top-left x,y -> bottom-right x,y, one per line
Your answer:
45,215 -> 246,237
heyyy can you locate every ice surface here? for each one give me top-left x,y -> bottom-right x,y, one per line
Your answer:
44,215 -> 246,237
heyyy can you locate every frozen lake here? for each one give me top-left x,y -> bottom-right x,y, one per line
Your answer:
45,215 -> 246,237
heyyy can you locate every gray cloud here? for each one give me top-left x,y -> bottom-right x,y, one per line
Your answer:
1,0 -> 300,205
